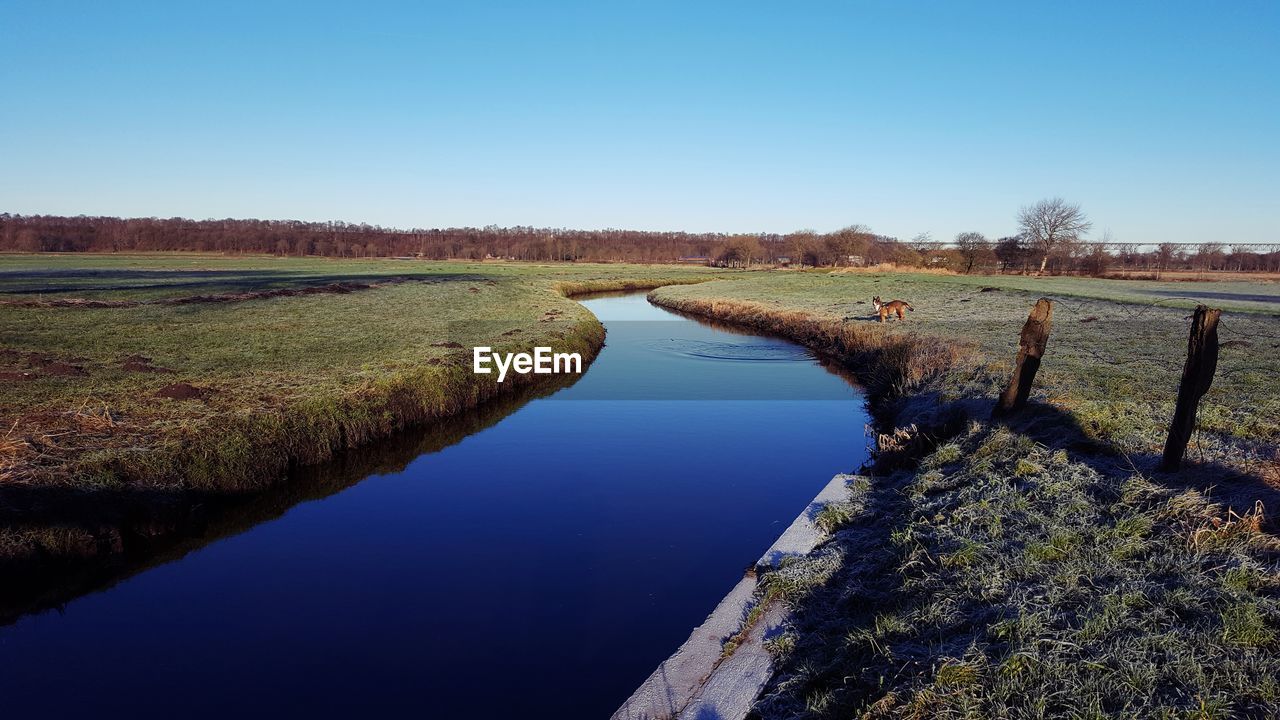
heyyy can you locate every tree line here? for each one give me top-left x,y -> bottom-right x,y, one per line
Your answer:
2,211 -> 1275,275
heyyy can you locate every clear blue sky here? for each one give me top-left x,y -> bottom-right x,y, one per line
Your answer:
2,1 -> 1276,244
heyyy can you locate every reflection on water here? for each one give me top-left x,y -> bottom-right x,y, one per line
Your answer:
0,372 -> 581,627
0,293 -> 870,719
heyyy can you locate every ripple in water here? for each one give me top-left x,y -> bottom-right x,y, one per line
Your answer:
644,338 -> 813,362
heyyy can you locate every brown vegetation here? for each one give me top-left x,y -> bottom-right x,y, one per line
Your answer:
4,213 -> 1277,276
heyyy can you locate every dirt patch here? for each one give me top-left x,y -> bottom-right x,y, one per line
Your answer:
24,355 -> 87,376
0,371 -> 37,381
121,355 -> 174,374
155,383 -> 210,401
43,363 -> 86,377
430,341 -> 464,349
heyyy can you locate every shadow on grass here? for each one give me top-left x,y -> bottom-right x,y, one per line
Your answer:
0,369 -> 581,627
1142,288 -> 1280,305
1000,401 -> 1280,528
0,268 -> 488,296
749,395 -> 1280,718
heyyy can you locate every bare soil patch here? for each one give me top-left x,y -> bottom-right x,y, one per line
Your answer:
121,355 -> 173,374
24,354 -> 87,376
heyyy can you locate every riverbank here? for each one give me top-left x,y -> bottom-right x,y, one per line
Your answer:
0,255 -> 719,621
645,274 -> 1280,717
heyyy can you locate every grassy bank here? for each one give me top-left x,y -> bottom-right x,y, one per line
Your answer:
647,271 -> 1280,718
0,365 -> 586,625
0,254 -> 717,492
0,254 -> 718,612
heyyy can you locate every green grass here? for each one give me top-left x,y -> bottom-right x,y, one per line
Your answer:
650,270 -> 1280,479
751,424 -> 1280,719
0,254 -> 719,490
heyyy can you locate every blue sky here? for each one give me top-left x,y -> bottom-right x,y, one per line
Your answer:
2,1 -> 1276,243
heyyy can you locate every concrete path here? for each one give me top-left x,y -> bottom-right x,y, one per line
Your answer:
612,474 -> 857,720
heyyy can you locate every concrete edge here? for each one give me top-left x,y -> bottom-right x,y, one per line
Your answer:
611,473 -> 859,720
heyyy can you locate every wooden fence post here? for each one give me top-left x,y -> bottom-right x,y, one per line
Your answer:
994,298 -> 1053,416
1160,304 -> 1221,471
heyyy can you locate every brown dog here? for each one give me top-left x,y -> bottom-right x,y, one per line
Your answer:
872,296 -> 914,322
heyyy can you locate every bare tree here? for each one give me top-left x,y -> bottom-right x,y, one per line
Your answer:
823,224 -> 873,265
1195,241 -> 1225,271
1156,242 -> 1178,279
1017,198 -> 1092,275
786,229 -> 821,266
909,232 -> 939,253
1079,229 -> 1114,277
716,235 -> 764,267
954,231 -> 990,273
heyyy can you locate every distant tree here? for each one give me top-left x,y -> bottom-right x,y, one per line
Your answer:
1076,230 -> 1114,277
1079,244 -> 1111,276
909,232 -> 939,252
1017,198 -> 1092,275
786,230 -> 822,266
823,224 -> 874,265
1156,242 -> 1178,279
1195,241 -> 1226,271
994,235 -> 1031,273
954,231 -> 990,273
3,213 -> 1269,273
716,235 -> 764,267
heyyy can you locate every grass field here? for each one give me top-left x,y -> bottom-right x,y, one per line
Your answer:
0,254 -> 719,492
647,270 -> 1280,718
651,271 -> 1280,482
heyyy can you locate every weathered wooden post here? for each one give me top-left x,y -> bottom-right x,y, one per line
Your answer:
1160,304 -> 1221,471
994,298 -> 1053,416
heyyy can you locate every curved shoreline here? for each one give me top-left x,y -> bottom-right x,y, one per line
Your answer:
0,276 -> 712,625
645,289 -> 972,434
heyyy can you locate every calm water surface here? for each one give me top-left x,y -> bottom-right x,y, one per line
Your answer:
0,293 -> 869,719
